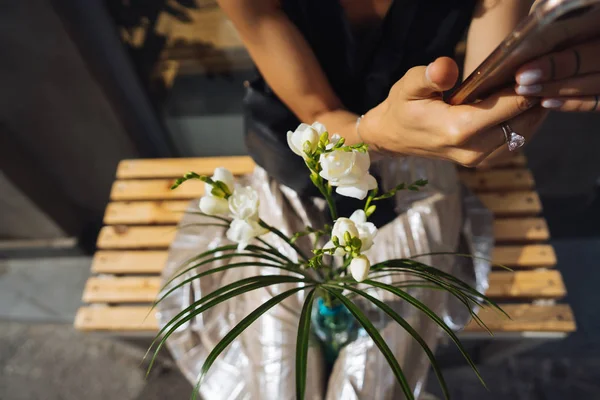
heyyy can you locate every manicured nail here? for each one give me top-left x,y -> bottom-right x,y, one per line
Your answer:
425,63 -> 432,82
541,99 -> 564,109
517,69 -> 543,85
515,84 -> 542,95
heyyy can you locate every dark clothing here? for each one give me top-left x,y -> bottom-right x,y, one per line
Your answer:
242,0 -> 476,222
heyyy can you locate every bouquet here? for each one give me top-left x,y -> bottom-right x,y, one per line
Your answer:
146,122 -> 506,399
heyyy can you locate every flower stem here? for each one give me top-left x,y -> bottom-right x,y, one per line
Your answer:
259,220 -> 310,262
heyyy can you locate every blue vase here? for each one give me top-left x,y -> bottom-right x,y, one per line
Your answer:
311,296 -> 358,365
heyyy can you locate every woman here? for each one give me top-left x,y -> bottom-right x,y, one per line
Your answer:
159,1 -> 600,398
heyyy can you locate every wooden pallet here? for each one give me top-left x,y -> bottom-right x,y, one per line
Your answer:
75,154 -> 576,337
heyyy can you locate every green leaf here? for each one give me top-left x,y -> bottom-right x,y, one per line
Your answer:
147,279 -> 310,379
331,285 -> 450,400
364,280 -> 488,390
296,288 -> 316,400
152,275 -> 308,347
158,258 -> 313,309
323,288 -> 414,400
193,286 -> 312,399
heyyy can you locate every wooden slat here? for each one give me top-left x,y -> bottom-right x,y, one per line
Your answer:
75,306 -> 159,332
110,180 -> 204,201
479,191 -> 542,216
492,245 -> 555,267
103,194 -> 544,226
91,251 -> 169,274
74,304 -> 576,333
97,226 -> 177,249
116,156 -> 255,179
83,277 -> 160,303
90,245 -> 555,274
110,176 -> 538,202
104,201 -> 189,224
485,270 -> 565,299
465,304 -> 576,333
458,169 -> 534,192
97,220 -> 549,249
494,218 -> 549,242
80,271 -> 566,304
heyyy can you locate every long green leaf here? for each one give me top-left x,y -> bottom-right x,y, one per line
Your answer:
296,288 -> 316,400
192,286 -> 313,399
334,285 -> 450,400
156,260 -> 312,308
323,288 -> 414,400
161,252 -> 311,296
372,268 -> 491,326
184,211 -> 232,224
257,237 -> 295,264
364,280 -> 488,389
408,251 -> 512,272
147,279 -> 309,377
154,275 -> 309,340
374,260 -> 508,319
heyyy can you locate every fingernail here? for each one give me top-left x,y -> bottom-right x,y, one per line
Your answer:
541,99 -> 564,109
425,63 -> 432,82
517,69 -> 543,85
515,84 -> 542,95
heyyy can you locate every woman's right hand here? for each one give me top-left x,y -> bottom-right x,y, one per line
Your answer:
360,57 -> 546,167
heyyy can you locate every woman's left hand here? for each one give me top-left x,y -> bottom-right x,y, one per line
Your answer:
515,38 -> 600,112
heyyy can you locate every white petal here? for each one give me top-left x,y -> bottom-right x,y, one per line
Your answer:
350,256 -> 371,282
364,173 -> 378,190
199,196 -> 230,215
336,184 -> 369,200
354,150 -> 371,172
287,130 -> 304,157
311,121 -> 327,134
350,209 -> 367,224
212,167 -> 235,192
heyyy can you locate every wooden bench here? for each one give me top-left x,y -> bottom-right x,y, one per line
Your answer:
75,154 -> 575,356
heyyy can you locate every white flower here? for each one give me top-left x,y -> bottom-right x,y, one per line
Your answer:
350,255 -> 371,282
199,196 -> 230,216
204,167 -> 234,196
331,217 -> 359,246
319,149 -> 377,200
324,217 -> 358,256
226,218 -> 268,251
228,186 -> 260,220
349,210 -> 378,252
326,133 -> 342,150
287,122 -> 326,159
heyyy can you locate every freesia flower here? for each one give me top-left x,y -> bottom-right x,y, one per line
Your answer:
349,210 -> 377,252
198,167 -> 234,215
319,149 -> 377,200
228,186 -> 260,220
199,196 -> 229,216
350,255 -> 371,282
287,122 -> 326,159
226,218 -> 268,251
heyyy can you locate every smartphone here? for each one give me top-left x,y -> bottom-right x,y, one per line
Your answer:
448,0 -> 600,105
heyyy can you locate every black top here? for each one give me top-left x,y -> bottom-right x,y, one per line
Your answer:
243,0 -> 476,222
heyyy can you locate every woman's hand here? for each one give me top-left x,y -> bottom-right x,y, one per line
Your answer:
360,57 -> 543,167
515,38 -> 600,112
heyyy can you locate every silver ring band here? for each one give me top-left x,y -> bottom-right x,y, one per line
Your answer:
501,123 -> 525,152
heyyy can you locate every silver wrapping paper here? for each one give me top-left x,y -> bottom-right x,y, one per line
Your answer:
157,156 -> 494,399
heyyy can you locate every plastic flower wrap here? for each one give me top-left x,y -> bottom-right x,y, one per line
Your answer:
150,122 -> 507,400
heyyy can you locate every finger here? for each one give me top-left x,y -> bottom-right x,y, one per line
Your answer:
541,95 -> 600,112
515,72 -> 600,97
516,39 -> 600,85
450,106 -> 548,167
400,57 -> 459,100
447,88 -> 539,139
